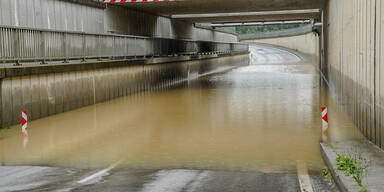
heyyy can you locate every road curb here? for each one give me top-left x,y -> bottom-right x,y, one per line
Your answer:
320,143 -> 361,192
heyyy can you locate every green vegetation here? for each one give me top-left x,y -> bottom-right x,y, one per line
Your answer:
336,154 -> 369,192
235,24 -> 308,35
359,186 -> 369,192
322,167 -> 332,180
217,27 -> 236,34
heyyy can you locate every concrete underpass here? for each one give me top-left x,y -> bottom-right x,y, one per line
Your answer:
0,0 -> 384,192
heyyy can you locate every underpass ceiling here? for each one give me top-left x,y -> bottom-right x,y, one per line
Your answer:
171,11 -> 321,23
111,0 -> 326,22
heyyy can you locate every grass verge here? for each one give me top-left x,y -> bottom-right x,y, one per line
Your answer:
335,153 -> 369,192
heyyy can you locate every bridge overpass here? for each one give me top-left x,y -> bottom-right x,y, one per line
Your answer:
0,0 -> 384,191
111,0 -> 324,14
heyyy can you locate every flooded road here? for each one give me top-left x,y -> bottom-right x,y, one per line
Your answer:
0,45 -> 346,191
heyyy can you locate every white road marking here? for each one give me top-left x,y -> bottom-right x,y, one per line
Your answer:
77,159 -> 123,184
296,161 -> 314,192
77,169 -> 109,185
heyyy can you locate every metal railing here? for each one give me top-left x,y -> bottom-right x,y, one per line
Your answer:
0,25 -> 249,65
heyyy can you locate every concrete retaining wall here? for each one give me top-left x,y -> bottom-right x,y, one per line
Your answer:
0,54 -> 249,127
242,33 -> 320,57
0,0 -> 237,42
325,0 -> 384,149
238,25 -> 313,41
104,5 -> 237,42
0,0 -> 105,33
192,27 -> 238,42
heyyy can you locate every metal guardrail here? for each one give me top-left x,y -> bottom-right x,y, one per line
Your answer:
0,25 -> 249,65
238,25 -> 314,41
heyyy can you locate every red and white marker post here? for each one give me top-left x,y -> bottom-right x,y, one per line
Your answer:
321,106 -> 328,144
21,110 -> 29,149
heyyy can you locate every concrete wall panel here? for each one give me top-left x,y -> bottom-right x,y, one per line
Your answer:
1,54 -> 249,127
54,73 -> 63,114
326,0 -> 384,149
21,76 -> 32,120
11,77 -> 22,125
62,72 -> 70,112
39,74 -> 48,118
0,0 -> 105,33
30,76 -> 40,121
2,80 -> 12,126
378,0 -> 384,148
47,74 -> 56,116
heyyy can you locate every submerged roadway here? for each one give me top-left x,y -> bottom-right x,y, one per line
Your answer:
0,45 -> 339,192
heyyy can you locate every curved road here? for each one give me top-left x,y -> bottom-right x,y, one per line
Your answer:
250,44 -> 301,65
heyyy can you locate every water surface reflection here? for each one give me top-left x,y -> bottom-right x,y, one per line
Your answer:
0,45 -> 361,174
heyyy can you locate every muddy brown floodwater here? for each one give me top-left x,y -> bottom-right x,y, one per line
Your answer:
0,45 -> 362,176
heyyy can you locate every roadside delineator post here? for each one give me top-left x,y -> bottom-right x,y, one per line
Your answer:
321,106 -> 328,144
21,110 -> 28,149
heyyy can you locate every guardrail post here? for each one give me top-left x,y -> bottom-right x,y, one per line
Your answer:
14,29 -> 21,66
40,31 -> 47,64
194,42 -> 197,55
63,33 -> 69,63
124,37 -> 128,60
172,40 -> 175,56
215,43 -> 217,54
82,33 -> 86,62
134,37 -> 137,59
152,37 -> 154,58
143,38 -> 147,59
160,39 -> 163,57
110,36 -> 115,60
97,35 -> 102,61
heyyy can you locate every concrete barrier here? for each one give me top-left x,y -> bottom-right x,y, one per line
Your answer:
242,33 -> 320,58
0,53 -> 249,127
325,0 -> 384,150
